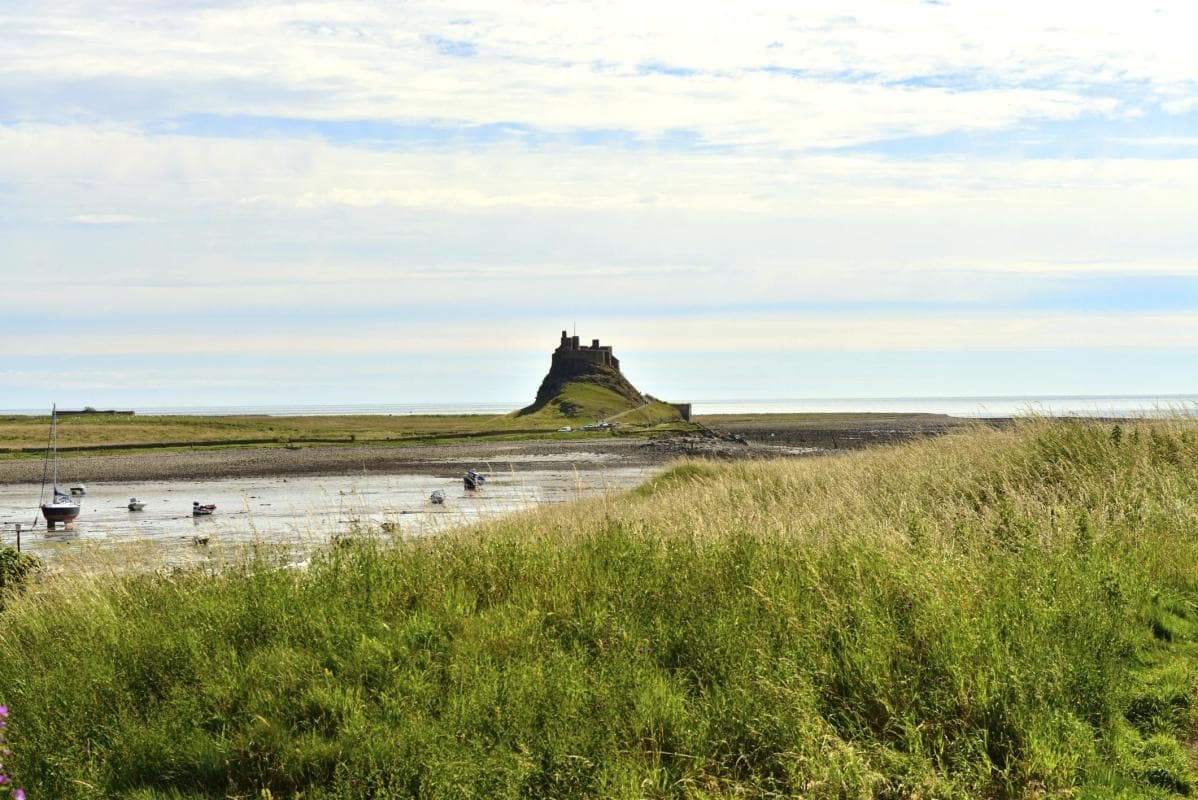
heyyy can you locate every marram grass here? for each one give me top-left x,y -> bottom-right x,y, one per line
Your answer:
2,419 -> 1198,798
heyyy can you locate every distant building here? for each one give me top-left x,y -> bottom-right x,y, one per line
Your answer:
551,331 -> 620,371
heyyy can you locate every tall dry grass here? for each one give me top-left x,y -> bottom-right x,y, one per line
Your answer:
0,418 -> 1197,798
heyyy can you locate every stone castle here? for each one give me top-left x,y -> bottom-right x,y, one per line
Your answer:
551,331 -> 620,372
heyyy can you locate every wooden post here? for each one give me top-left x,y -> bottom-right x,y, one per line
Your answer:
15,523 -> 20,553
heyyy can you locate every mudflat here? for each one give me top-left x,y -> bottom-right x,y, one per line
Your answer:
696,411 -> 977,449
0,412 -> 982,485
0,439 -> 666,485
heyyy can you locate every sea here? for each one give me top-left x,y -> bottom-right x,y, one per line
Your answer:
3,395 -> 1196,419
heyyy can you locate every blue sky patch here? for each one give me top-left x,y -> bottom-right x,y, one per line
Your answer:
424,35 -> 477,58
637,61 -> 699,78
819,106 -> 1198,159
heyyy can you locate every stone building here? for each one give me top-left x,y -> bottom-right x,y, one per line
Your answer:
551,330 -> 620,371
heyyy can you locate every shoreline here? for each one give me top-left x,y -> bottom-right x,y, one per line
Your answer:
0,413 -> 991,485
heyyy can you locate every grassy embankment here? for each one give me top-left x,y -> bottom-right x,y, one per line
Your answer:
518,382 -> 686,429
2,419 -> 1198,797
0,393 -> 687,459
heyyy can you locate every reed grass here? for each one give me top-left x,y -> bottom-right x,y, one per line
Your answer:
1,418 -> 1198,798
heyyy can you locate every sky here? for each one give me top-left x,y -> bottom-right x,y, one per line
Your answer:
2,1 -> 1198,410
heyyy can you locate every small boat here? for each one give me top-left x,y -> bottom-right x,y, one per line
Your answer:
40,405 -> 81,529
128,497 -> 145,511
192,502 -> 216,516
42,490 -> 81,528
463,469 -> 486,490
430,490 -> 445,505
70,484 -> 87,497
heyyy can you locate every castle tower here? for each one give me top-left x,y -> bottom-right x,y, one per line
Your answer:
550,330 -> 618,371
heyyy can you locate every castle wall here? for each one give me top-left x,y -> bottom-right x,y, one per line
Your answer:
553,331 -> 618,370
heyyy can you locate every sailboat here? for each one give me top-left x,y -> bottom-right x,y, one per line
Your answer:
40,404 -> 81,528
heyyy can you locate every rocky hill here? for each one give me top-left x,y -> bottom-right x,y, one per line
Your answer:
517,331 -> 680,424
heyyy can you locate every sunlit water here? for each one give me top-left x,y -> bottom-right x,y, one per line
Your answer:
0,466 -> 656,571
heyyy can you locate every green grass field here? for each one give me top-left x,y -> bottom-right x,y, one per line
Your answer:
0,391 -> 688,458
2,418 -> 1198,797
517,383 -> 683,427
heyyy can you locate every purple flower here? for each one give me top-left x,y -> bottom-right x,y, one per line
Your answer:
0,705 -> 9,717
0,774 -> 9,784
13,788 -> 25,800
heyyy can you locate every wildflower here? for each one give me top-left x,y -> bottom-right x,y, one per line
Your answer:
0,705 -> 7,717
13,789 -> 25,800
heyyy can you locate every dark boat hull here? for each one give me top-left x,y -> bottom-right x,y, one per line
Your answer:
42,503 -> 81,524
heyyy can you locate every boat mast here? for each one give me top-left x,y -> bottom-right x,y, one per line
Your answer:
38,404 -> 53,505
51,403 -> 58,490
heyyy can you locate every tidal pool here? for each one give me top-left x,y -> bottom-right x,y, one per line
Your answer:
0,465 -> 657,571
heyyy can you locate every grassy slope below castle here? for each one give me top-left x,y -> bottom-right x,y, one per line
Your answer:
513,381 -> 684,427
3,419 -> 1198,797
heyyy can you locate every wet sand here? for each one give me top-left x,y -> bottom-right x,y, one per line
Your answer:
0,439 -> 672,485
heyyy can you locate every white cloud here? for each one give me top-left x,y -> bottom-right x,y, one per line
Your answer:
70,214 -> 143,224
2,1 -> 1193,148
2,1 -> 1198,402
6,124 -> 1198,216
3,121 -> 1198,317
1161,97 -> 1198,115
0,312 -> 1194,357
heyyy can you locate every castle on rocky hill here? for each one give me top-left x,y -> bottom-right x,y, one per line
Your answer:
520,330 -> 642,414
520,330 -> 691,421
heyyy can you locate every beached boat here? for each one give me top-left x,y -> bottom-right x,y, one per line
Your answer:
128,497 -> 145,511
40,405 -> 81,528
430,489 -> 446,504
463,469 -> 486,490
70,484 -> 87,496
192,502 -> 216,516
